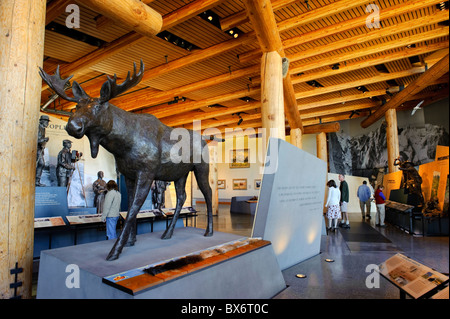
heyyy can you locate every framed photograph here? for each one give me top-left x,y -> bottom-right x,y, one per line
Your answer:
232,178 -> 247,190
230,149 -> 250,168
254,179 -> 262,190
217,179 -> 226,189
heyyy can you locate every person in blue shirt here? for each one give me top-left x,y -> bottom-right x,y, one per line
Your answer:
357,181 -> 372,220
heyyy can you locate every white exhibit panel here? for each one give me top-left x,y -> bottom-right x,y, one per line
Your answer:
252,138 -> 327,270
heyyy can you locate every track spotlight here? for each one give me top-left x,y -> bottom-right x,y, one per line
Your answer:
331,63 -> 340,70
232,112 -> 247,126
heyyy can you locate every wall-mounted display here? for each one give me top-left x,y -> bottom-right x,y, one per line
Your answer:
233,179 -> 247,190
230,149 -> 250,168
218,179 -> 226,189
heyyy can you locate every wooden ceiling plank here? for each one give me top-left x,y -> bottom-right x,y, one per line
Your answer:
289,27 -> 449,75
121,64 -> 260,111
291,41 -> 449,85
361,53 -> 449,128
286,10 -> 449,64
46,0 -> 73,25
42,0 -> 233,90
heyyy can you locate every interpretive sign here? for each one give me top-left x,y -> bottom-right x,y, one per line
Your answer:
35,186 -> 69,218
378,253 -> 449,299
66,214 -> 102,225
34,217 -> 66,228
252,138 -> 327,270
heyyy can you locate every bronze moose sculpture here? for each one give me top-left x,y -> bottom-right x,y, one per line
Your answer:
39,60 -> 214,261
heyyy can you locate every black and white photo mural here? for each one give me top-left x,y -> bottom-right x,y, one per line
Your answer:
328,121 -> 449,178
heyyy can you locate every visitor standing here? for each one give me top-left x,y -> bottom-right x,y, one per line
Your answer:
101,180 -> 121,240
357,181 -> 372,220
375,185 -> 386,227
325,180 -> 341,232
338,174 -> 350,228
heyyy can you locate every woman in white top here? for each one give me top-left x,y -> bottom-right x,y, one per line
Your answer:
325,180 -> 341,231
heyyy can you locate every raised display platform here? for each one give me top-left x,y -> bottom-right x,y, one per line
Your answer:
37,227 -> 286,299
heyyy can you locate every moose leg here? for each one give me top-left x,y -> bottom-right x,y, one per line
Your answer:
161,174 -> 188,240
194,164 -> 213,237
106,176 -> 153,261
124,177 -> 138,247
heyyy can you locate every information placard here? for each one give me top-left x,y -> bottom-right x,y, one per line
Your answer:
34,216 -> 66,228
378,253 -> 449,299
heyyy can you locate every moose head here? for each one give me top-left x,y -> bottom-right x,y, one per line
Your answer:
39,60 -> 144,158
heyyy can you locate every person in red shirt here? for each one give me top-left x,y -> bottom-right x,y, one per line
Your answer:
374,185 -> 386,227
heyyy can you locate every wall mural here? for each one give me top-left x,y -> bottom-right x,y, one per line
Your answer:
328,122 -> 449,178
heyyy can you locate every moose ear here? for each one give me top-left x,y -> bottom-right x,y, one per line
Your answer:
71,81 -> 90,100
99,80 -> 111,103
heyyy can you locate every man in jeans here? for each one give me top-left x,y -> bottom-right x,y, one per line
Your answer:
357,181 -> 372,219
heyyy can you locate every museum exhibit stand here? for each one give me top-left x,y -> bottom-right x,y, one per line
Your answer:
34,186 -> 195,259
383,146 -> 449,236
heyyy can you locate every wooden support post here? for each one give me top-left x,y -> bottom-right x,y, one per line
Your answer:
76,0 -> 162,38
316,132 -> 328,162
0,0 -> 46,299
385,108 -> 400,173
208,142 -> 219,216
242,0 -> 301,144
261,51 -> 285,144
290,128 -> 303,149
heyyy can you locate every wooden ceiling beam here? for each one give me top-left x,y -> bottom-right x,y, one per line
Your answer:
220,0 -> 298,31
138,32 -> 255,86
161,101 -> 260,126
302,122 -> 341,134
148,87 -> 260,118
239,0 -> 446,63
361,54 -> 449,128
76,0 -> 162,38
46,0 -> 73,25
121,64 -> 260,111
291,41 -> 449,85
289,27 -> 449,75
42,0 -> 232,90
286,10 -> 448,65
283,0 -> 445,50
295,67 -> 426,100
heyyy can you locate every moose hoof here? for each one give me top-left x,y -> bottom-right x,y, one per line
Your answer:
204,230 -> 213,237
161,230 -> 173,240
106,251 -> 120,261
125,239 -> 136,247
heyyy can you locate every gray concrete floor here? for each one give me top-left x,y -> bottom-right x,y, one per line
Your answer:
32,204 -> 448,299
195,204 -> 449,299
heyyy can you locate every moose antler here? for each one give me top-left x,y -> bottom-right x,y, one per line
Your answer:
99,60 -> 145,103
39,65 -> 90,103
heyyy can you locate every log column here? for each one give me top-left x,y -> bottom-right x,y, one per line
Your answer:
261,51 -> 285,144
385,108 -> 400,173
208,142 -> 219,216
290,128 -> 303,149
316,132 -> 328,162
0,0 -> 46,299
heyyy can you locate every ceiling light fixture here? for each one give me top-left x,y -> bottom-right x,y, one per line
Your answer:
232,112 -> 247,125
